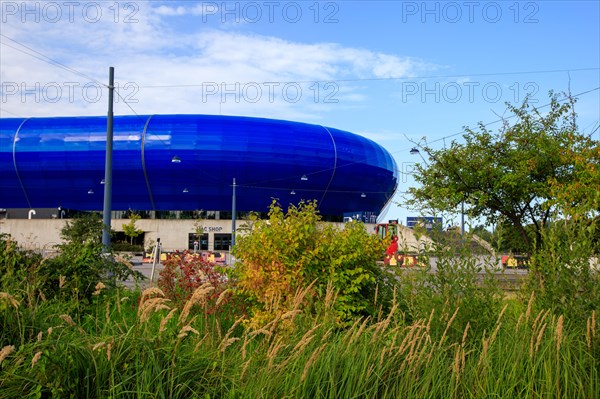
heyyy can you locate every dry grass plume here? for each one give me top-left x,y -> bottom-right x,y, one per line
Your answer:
179,282 -> 214,325
31,351 -> 42,368
0,345 -> 15,364
0,292 -> 19,309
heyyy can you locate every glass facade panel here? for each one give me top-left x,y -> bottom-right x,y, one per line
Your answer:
1,115 -> 398,216
214,234 -> 231,251
188,233 -> 209,251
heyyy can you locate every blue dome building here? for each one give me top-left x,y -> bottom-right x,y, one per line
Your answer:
0,114 -> 398,217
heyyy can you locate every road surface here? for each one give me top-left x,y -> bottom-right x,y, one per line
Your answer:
120,254 -> 528,291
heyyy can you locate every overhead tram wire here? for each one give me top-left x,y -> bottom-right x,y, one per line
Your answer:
586,123 -> 600,139
0,108 -> 24,118
115,89 -> 400,202
3,44 -> 598,193
132,72 -> 600,185
2,33 -> 597,191
0,34 -> 106,87
113,88 -> 222,185
2,32 -> 596,98
424,86 -> 600,148
239,86 -> 600,189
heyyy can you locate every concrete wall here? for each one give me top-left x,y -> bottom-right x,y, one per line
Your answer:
395,224 -> 436,253
0,218 -> 234,252
0,219 -> 66,252
1,218 -> 434,255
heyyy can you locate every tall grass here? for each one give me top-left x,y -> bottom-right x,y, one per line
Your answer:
0,283 -> 598,398
1,219 -> 598,398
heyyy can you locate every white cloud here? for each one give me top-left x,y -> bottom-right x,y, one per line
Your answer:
153,3 -> 221,17
356,130 -> 407,143
153,5 -> 188,16
0,2 -> 436,120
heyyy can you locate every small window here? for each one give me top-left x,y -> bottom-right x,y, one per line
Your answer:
214,233 -> 232,251
189,233 -> 209,251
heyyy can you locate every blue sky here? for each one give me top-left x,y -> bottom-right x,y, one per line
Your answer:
1,0 -> 599,224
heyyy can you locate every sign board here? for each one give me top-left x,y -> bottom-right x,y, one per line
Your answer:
343,211 -> 378,224
406,216 -> 443,231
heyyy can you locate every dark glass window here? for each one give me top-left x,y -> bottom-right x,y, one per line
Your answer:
214,233 -> 232,251
188,233 -> 209,251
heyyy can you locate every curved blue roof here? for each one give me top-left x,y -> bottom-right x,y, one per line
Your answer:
0,114 -> 398,215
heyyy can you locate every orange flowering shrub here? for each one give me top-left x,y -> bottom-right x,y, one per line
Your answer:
157,251 -> 232,313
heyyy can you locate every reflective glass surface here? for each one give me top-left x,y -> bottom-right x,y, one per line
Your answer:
0,115 -> 398,215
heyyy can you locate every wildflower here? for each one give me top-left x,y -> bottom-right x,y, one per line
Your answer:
525,291 -> 535,323
179,283 -> 214,325
93,282 -> 106,295
302,344 -> 326,381
535,323 -> 548,354
215,289 -> 231,306
219,337 -> 240,353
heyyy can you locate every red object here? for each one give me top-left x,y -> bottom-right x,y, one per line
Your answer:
386,235 -> 399,255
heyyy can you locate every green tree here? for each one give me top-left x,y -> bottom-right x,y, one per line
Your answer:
407,92 -> 596,251
525,131 -> 600,321
470,224 -> 493,245
122,212 -> 143,245
548,132 -> 600,219
485,219 -> 539,253
192,211 -> 206,249
42,214 -> 142,302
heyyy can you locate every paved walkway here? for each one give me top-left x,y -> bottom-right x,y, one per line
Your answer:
119,254 -> 528,292
120,255 -> 164,290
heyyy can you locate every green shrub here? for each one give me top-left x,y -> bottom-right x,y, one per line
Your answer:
0,234 -> 44,306
1,215 -> 599,398
38,214 -> 142,303
524,217 -> 600,324
396,239 -> 503,341
157,250 -> 232,312
111,242 -> 144,253
232,200 -> 390,326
